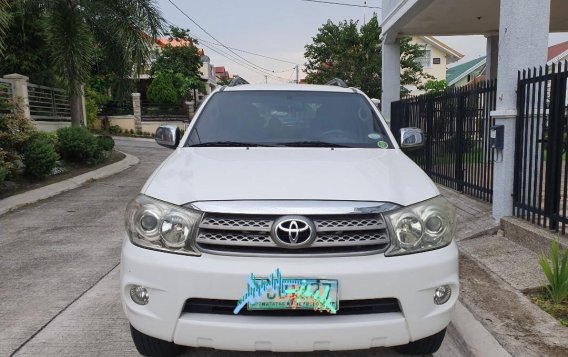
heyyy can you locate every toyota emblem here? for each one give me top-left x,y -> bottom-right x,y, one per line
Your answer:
271,216 -> 317,248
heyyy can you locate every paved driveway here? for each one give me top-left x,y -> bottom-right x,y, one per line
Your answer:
0,139 -> 465,357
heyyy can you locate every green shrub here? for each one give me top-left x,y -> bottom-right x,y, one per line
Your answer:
147,71 -> 178,104
85,95 -> 98,129
23,135 -> 59,177
0,107 -> 36,175
85,87 -> 110,130
0,165 -> 6,185
109,125 -> 121,135
129,129 -> 134,135
539,239 -> 568,305
32,131 -> 59,151
97,135 -> 115,151
135,129 -> 143,136
56,127 -> 102,163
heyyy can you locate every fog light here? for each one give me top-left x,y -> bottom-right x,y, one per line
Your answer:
130,286 -> 149,305
434,285 -> 451,305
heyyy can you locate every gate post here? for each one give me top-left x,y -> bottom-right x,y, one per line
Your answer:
544,67 -> 567,230
455,90 -> 465,192
132,93 -> 142,132
491,0 -> 550,220
425,98 -> 434,176
3,73 -> 31,119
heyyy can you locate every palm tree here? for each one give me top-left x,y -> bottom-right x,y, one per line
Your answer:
0,0 -> 9,53
1,0 -> 165,127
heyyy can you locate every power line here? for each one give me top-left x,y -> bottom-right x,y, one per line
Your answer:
167,0 -> 285,75
193,36 -> 292,82
162,18 -> 290,82
195,36 -> 297,73
192,33 -> 293,81
205,45 -> 291,82
299,0 -> 381,9
195,38 -> 298,65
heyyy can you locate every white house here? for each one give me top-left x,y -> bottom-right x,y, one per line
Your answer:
380,0 -> 568,220
406,36 -> 463,95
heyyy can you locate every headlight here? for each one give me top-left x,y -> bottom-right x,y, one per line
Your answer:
384,196 -> 455,256
125,194 -> 202,255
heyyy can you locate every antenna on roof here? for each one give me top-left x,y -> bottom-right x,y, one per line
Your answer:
228,76 -> 249,87
325,78 -> 349,88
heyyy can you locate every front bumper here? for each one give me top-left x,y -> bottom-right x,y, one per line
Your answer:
120,238 -> 459,352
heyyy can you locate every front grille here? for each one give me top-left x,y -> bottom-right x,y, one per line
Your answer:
195,213 -> 390,256
183,298 -> 400,316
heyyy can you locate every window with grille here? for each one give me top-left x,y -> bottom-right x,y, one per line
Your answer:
416,49 -> 432,68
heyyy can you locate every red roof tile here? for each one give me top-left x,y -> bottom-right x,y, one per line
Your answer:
548,41 -> 568,61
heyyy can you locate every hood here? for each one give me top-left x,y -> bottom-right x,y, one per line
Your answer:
142,147 -> 439,207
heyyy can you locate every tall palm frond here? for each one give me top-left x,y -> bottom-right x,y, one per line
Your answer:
85,0 -> 165,75
0,0 -> 11,54
46,0 -> 94,95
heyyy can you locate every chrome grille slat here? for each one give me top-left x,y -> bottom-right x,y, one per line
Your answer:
314,218 -> 386,232
312,233 -> 389,247
197,231 -> 273,246
196,212 -> 391,256
199,216 -> 272,232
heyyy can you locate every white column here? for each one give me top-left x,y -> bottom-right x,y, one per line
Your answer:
485,34 -> 499,80
381,39 -> 401,126
491,0 -> 550,220
3,73 -> 31,119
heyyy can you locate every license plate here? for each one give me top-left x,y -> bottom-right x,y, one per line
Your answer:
247,278 -> 339,312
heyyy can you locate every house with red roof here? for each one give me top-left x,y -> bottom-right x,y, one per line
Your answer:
547,41 -> 568,64
215,67 -> 231,82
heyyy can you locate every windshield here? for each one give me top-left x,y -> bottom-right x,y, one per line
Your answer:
185,90 -> 392,148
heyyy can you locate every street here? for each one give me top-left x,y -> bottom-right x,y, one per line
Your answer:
0,139 -> 465,357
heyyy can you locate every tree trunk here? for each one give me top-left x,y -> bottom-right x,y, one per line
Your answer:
70,92 -> 83,127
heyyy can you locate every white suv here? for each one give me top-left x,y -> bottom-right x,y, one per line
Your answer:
121,81 -> 458,356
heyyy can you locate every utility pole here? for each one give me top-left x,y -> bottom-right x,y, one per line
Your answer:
264,75 -> 268,84
295,65 -> 299,84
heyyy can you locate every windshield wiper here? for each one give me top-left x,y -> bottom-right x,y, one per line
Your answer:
189,141 -> 276,147
280,141 -> 350,148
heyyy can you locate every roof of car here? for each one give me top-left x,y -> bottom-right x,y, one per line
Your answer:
222,83 -> 356,93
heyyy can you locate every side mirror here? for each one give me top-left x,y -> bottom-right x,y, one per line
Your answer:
400,127 -> 425,149
155,125 -> 181,149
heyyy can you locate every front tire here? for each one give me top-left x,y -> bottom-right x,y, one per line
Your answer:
394,328 -> 446,355
130,325 -> 186,357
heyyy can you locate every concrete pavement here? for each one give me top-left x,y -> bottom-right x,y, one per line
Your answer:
0,139 -> 167,356
1,138 -> 505,357
0,151 -> 139,216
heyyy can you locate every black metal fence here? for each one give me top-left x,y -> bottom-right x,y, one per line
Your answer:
101,101 -> 133,116
391,80 -> 497,202
0,79 -> 11,114
27,83 -> 71,121
141,101 -> 188,121
514,61 -> 568,233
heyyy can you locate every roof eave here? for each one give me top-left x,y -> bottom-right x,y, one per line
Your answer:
421,36 -> 465,60
447,58 -> 487,86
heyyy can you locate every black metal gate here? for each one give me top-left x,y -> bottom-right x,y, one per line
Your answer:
391,81 -> 497,202
514,62 -> 568,232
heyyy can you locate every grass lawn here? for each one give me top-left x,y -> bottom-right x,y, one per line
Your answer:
526,288 -> 568,327
432,147 -> 485,165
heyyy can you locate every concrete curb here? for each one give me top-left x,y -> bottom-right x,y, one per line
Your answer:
450,301 -> 511,357
0,151 -> 139,216
112,136 -> 154,142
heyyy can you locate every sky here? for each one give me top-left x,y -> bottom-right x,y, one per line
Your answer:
156,0 -> 568,84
